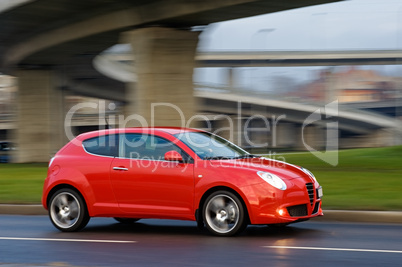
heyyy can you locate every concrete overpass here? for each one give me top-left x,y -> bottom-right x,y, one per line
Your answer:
1,0 -> 343,162
55,48 -> 402,152
195,91 -> 398,132
197,50 -> 402,67
94,49 -> 402,87
92,48 -> 402,131
195,92 -> 402,151
344,100 -> 402,118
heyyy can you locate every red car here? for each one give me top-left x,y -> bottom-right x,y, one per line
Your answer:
42,127 -> 323,236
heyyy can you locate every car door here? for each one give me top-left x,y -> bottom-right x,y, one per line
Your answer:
81,134 -> 119,208
110,133 -> 195,218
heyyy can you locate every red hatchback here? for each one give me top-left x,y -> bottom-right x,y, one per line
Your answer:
42,127 -> 323,236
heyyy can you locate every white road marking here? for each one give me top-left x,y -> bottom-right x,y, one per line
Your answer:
265,246 -> 402,254
0,237 -> 136,244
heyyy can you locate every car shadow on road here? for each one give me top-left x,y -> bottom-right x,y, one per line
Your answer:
80,218 -> 323,239
242,223 -> 322,238
83,219 -> 205,237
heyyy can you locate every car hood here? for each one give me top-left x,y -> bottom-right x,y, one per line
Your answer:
207,156 -> 314,182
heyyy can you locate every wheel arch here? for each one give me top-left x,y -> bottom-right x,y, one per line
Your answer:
46,184 -> 90,215
196,186 -> 250,225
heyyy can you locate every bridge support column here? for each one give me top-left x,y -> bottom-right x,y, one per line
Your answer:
297,125 -> 325,151
122,27 -> 199,127
233,116 -> 245,147
13,70 -> 64,163
275,123 -> 297,148
213,115 -> 245,147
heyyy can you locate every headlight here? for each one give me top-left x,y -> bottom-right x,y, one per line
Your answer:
257,171 -> 287,190
48,157 -> 55,167
300,167 -> 317,182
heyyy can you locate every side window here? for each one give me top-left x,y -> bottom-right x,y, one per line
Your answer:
119,134 -> 191,162
119,133 -> 146,159
82,134 -> 118,157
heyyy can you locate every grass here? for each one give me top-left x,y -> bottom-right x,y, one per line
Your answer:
0,146 -> 401,210
0,163 -> 48,204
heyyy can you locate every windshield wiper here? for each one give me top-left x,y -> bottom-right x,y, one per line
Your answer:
232,154 -> 259,159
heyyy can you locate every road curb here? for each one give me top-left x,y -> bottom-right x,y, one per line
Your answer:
0,204 -> 47,215
313,210 -> 402,224
1,204 -> 402,224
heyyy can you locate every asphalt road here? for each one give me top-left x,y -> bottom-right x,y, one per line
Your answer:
1,215 -> 402,267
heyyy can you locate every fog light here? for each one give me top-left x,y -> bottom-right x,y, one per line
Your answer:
278,208 -> 286,216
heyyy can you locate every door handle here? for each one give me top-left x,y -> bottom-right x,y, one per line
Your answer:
113,167 -> 128,171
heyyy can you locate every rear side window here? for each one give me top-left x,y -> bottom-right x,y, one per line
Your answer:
82,134 -> 118,157
119,133 -> 192,162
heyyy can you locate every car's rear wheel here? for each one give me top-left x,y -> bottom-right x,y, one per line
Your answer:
203,190 -> 246,236
49,188 -> 89,232
114,218 -> 140,224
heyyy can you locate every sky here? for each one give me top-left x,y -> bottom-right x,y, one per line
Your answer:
199,0 -> 402,51
195,0 -> 402,90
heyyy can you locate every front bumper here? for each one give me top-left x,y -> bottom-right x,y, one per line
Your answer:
244,180 -> 323,225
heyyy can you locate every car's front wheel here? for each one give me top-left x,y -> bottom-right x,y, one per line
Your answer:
49,188 -> 89,232
202,190 -> 247,236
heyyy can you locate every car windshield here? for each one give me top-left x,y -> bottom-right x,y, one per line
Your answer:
174,131 -> 250,160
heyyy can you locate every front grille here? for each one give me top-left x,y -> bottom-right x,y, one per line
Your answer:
287,204 -> 308,217
306,183 -> 314,206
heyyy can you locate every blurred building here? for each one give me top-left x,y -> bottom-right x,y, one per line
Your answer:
293,67 -> 402,103
0,75 -> 16,140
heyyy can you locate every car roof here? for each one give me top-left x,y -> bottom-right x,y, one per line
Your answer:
74,127 -> 205,141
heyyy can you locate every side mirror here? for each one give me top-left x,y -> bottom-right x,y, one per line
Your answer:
164,150 -> 183,162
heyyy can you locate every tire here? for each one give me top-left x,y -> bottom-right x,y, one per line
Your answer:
202,190 -> 247,236
48,188 -> 90,232
114,218 -> 140,224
